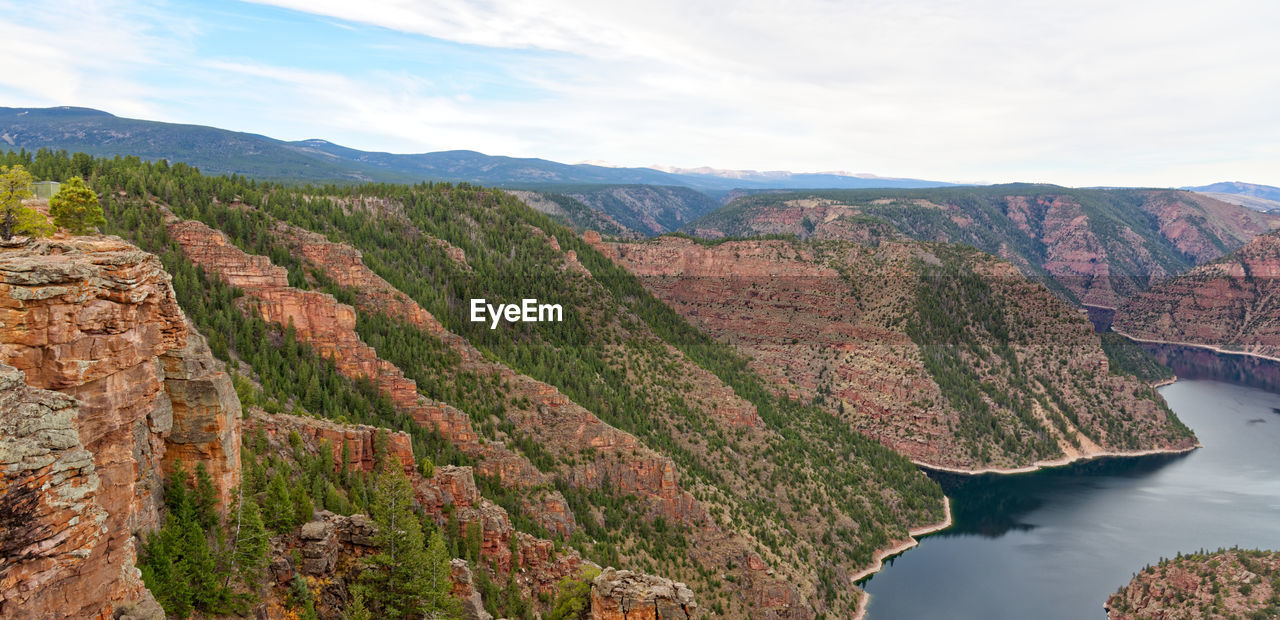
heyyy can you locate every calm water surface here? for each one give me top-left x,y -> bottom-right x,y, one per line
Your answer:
861,352 -> 1280,619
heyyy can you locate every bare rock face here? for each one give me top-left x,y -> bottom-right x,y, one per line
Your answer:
0,363 -> 110,619
249,409 -> 416,475
160,325 -> 242,507
451,559 -> 494,620
0,237 -> 242,619
590,568 -> 698,620
1114,232 -> 1280,360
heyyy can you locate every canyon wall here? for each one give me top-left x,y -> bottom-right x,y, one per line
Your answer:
0,236 -> 240,619
1114,232 -> 1280,360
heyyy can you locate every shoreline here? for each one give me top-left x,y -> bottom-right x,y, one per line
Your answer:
1149,375 -> 1178,388
909,443 -> 1200,476
1110,328 -> 1280,365
851,496 -> 953,620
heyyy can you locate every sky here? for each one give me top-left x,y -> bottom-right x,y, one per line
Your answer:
1,0 -> 1277,187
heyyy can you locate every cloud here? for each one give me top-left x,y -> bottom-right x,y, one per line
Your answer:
2,0 -> 1278,186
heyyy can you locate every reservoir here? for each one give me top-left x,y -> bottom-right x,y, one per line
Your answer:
860,346 -> 1280,619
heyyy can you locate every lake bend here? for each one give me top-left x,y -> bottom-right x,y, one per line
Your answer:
859,349 -> 1280,619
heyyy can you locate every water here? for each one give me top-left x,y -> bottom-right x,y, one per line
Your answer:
860,350 -> 1280,619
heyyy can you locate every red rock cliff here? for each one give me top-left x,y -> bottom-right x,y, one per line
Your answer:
0,237 -> 240,619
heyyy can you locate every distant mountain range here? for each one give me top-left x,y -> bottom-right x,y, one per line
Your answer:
0,106 -> 953,193
1183,182 -> 1280,212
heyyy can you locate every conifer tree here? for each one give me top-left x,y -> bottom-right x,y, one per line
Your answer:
233,498 -> 270,588
49,176 -> 105,235
192,462 -> 220,530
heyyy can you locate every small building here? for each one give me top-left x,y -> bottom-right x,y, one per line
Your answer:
31,181 -> 60,199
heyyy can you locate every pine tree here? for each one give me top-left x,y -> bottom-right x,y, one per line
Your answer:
344,590 -> 374,620
263,470 -> 293,533
292,482 -> 315,526
234,498 -> 270,589
49,176 -> 106,235
360,467 -> 440,619
192,462 -> 220,530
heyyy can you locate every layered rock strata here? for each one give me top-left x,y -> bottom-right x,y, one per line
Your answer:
0,237 -> 239,619
1114,232 -> 1280,360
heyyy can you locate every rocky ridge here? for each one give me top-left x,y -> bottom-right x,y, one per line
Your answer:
687,186 -> 1280,307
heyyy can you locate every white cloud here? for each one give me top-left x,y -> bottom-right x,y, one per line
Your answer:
3,0 -> 1278,186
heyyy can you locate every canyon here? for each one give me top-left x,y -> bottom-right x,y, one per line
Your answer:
1113,231 -> 1280,361
598,234 -> 1197,471
687,186 -> 1280,308
0,236 -> 240,619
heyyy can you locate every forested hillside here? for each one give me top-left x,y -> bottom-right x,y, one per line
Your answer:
3,148 -> 947,618
687,185 -> 1279,307
601,235 -> 1196,471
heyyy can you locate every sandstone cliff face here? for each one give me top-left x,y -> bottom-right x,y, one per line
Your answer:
1106,549 -> 1280,620
247,410 -> 586,605
1113,232 -> 1280,360
607,236 -> 1195,471
590,568 -> 697,620
0,363 -> 112,619
0,237 -> 240,619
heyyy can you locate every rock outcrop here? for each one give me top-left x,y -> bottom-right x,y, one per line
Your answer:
0,236 -> 239,619
0,363 -> 112,619
247,410 -> 586,606
1106,549 -> 1280,619
1113,232 -> 1280,360
590,568 -> 698,620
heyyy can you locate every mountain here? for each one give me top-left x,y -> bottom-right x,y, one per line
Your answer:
594,234 -> 1196,471
0,106 -> 953,193
687,184 -> 1280,307
1182,182 -> 1280,213
1184,181 -> 1280,202
2,148 -> 958,618
1112,230 -> 1280,360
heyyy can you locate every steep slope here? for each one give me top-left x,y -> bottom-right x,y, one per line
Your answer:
0,236 -> 241,619
14,147 -> 954,618
1113,231 -> 1280,360
1106,549 -> 1280,619
688,185 -> 1280,307
601,235 -> 1196,471
507,190 -> 639,239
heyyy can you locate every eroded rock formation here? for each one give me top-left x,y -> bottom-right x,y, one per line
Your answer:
590,568 -> 698,620
0,236 -> 239,619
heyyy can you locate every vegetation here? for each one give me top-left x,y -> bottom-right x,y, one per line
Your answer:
49,176 -> 105,234
1101,333 -> 1176,384
0,164 -> 53,239
138,461 -> 265,618
5,148 -> 947,617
